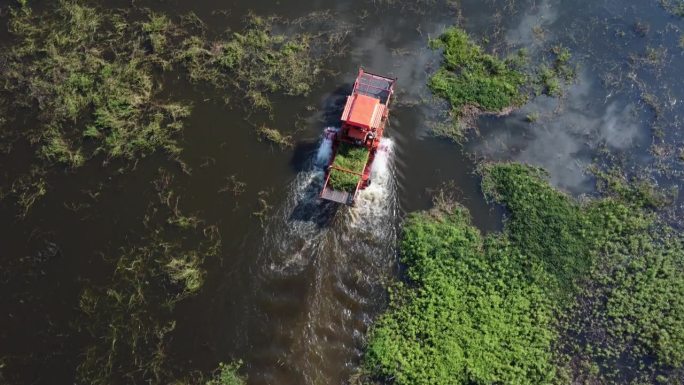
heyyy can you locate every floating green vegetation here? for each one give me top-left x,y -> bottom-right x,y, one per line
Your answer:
0,2 -> 345,215
328,143 -> 368,191
363,163 -> 684,385
482,164 -> 684,383
479,164 -> 592,290
364,204 -> 557,385
77,169 -> 222,385
256,125 -> 293,148
205,362 -> 246,385
428,27 -> 528,130
175,14 -> 341,109
3,2 -> 190,167
592,167 -> 673,209
428,28 -> 575,141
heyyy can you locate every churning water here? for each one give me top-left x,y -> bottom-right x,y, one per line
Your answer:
314,127 -> 337,167
249,136 -> 398,385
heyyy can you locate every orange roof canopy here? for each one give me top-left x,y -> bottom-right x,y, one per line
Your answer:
343,94 -> 380,130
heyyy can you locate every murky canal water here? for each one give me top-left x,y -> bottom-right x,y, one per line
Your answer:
1,0 -> 683,384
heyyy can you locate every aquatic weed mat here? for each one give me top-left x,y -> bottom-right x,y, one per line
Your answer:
426,22 -> 577,142
0,1 -> 349,216
361,163 -> 684,385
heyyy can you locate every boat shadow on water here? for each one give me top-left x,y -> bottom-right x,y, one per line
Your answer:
287,172 -> 339,228
289,140 -> 322,173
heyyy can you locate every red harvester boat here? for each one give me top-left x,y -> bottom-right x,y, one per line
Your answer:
320,68 -> 396,205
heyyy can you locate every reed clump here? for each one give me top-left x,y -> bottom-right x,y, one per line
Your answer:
174,14 -> 342,110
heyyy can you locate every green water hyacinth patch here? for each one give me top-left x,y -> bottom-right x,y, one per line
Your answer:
363,163 -> 684,385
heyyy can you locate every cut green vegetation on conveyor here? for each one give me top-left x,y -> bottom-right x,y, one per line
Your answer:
328,143 -> 368,192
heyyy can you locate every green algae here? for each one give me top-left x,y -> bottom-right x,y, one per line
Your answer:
77,169 -> 222,385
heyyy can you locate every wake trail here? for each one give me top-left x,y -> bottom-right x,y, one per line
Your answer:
250,136 -> 398,385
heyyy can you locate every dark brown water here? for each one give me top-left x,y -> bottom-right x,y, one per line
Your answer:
2,0 -> 683,384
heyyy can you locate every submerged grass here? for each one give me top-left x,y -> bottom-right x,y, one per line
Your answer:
0,2 -> 345,215
660,0 -> 684,17
328,143 -> 368,191
175,14 -> 344,110
256,125 -> 293,148
363,163 -> 684,385
77,169 -> 222,385
6,167 -> 47,218
0,1 -> 192,215
3,2 -> 190,167
535,45 -> 574,97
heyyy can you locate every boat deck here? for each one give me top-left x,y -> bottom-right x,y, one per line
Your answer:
321,187 -> 352,205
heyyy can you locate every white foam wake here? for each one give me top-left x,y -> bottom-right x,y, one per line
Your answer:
251,135 -> 399,385
348,138 -> 396,235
